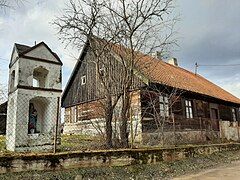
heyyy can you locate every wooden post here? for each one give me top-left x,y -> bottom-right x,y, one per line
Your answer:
200,117 -> 203,141
53,97 -> 60,154
130,106 -> 134,149
172,113 -> 176,147
237,120 -> 240,142
219,119 -> 223,143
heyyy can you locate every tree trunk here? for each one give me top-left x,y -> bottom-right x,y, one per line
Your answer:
105,96 -> 113,148
105,113 -> 113,148
120,91 -> 130,148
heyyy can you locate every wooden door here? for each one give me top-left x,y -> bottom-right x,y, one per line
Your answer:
211,108 -> 219,119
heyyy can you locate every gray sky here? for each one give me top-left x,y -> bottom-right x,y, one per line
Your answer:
0,0 -> 239,98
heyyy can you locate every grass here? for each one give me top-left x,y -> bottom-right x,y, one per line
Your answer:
59,134 -> 105,152
0,135 -> 6,152
0,134 -> 237,154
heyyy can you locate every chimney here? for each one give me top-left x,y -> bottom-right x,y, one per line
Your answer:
150,51 -> 162,60
168,58 -> 178,66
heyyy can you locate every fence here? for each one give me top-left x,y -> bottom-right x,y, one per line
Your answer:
140,114 -> 221,146
0,113 -> 6,135
1,95 -> 60,153
0,99 -> 237,154
142,114 -> 219,132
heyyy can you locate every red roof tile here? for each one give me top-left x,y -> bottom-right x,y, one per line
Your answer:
111,43 -> 240,105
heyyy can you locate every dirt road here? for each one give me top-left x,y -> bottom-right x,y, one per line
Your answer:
174,161 -> 240,180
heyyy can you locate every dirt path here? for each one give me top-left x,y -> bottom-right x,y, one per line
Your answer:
174,161 -> 240,180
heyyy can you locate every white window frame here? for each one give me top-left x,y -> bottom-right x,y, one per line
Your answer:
81,75 -> 86,85
159,95 -> 169,117
185,100 -> 193,119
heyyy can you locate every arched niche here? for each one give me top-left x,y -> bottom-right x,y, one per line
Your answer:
28,97 -> 49,134
32,67 -> 49,88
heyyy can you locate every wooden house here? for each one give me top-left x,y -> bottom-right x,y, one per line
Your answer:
62,38 -> 240,145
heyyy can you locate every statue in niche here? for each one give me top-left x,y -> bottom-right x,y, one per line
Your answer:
28,103 -> 38,134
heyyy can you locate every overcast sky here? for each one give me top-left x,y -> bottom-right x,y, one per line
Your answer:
0,0 -> 239,98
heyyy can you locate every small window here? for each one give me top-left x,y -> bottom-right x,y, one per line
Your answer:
10,70 -> 15,90
232,108 -> 237,121
33,67 -> 48,88
81,75 -> 86,85
185,100 -> 193,119
159,95 -> 169,117
99,67 -> 105,77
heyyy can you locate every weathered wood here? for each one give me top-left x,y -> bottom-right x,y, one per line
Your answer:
62,47 -> 144,108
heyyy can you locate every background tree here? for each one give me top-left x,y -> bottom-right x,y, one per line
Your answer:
0,0 -> 25,9
0,84 -> 7,104
54,0 -> 178,148
0,65 -> 7,104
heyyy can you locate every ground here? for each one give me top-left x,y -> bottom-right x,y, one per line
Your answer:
0,149 -> 240,179
174,161 -> 240,180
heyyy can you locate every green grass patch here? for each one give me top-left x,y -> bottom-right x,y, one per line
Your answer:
58,134 -> 105,152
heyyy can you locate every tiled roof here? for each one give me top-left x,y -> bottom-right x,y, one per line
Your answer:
62,38 -> 240,106
111,43 -> 240,105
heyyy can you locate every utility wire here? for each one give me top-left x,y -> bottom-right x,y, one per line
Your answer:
194,62 -> 240,75
198,64 -> 240,67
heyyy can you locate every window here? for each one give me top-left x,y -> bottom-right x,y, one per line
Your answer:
232,108 -> 237,121
33,67 -> 48,88
99,67 -> 105,77
81,75 -> 86,85
10,70 -> 15,90
159,95 -> 169,117
185,100 -> 193,118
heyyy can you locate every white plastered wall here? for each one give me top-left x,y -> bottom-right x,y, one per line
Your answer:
6,44 -> 62,152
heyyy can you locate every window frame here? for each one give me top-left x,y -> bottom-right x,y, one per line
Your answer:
185,99 -> 193,119
159,95 -> 169,117
81,75 -> 86,85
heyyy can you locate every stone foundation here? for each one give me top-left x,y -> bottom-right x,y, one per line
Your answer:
220,121 -> 240,141
63,118 -> 143,143
142,130 -> 220,146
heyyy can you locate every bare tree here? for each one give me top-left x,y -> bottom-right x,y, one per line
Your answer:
0,66 -> 7,104
0,0 -> 25,9
54,0 -> 125,148
54,0 -> 178,148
